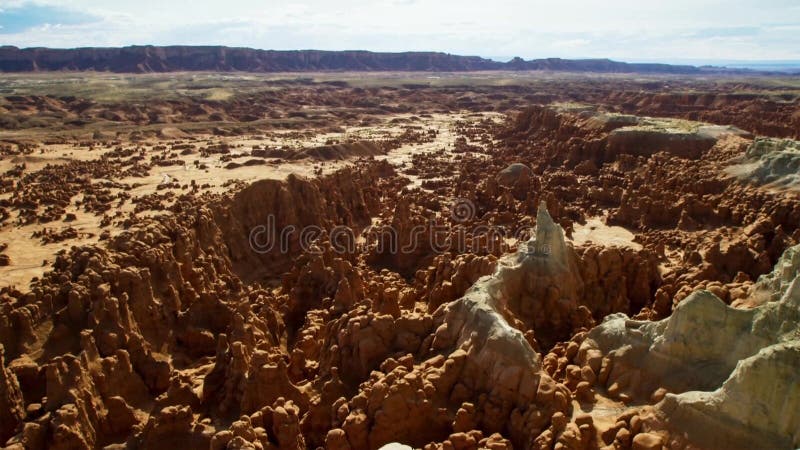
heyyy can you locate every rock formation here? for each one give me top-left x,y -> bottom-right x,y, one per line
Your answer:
728,137 -> 800,190
1,78 -> 799,449
579,244 -> 800,449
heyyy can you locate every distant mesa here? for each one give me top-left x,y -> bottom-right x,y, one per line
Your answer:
0,45 -> 729,74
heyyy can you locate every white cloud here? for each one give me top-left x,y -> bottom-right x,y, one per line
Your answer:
553,39 -> 592,49
1,0 -> 799,60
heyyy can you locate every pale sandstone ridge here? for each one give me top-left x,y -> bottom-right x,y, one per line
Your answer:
580,243 -> 800,449
429,202 -> 568,385
727,137 -> 800,191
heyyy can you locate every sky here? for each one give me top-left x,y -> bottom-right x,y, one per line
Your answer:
1,0 -> 799,63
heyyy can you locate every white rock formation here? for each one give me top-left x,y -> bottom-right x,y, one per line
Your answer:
727,137 -> 800,191
432,202 -> 581,374
378,443 -> 413,450
580,244 -> 800,449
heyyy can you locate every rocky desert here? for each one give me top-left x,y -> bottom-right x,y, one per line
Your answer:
1,51 -> 800,450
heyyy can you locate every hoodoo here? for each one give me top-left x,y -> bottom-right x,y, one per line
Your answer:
1,53 -> 799,449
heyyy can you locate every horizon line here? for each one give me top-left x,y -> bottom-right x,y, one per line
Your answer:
3,44 -> 800,65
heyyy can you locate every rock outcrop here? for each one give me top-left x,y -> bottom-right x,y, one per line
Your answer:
579,244 -> 800,449
728,137 -> 800,190
0,345 -> 25,442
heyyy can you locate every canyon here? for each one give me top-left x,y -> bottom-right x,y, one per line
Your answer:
0,71 -> 799,449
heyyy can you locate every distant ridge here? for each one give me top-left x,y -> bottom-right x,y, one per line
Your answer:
0,45 -> 747,74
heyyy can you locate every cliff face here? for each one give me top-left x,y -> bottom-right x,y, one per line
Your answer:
0,45 -> 705,73
0,46 -> 501,72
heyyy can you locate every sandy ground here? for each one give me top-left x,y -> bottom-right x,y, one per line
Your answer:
0,112 -> 498,289
571,216 -> 641,250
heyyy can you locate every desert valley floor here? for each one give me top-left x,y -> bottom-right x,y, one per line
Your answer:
0,72 -> 799,450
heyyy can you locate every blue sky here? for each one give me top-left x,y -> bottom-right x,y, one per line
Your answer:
1,0 -> 799,62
